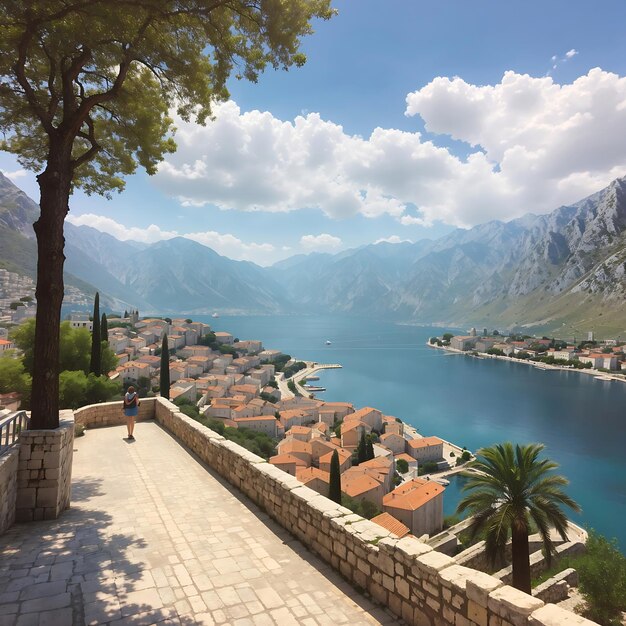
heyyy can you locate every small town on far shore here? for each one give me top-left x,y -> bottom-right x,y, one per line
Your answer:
429,326 -> 626,382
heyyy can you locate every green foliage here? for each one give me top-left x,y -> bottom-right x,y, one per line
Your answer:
365,437 -> 375,461
90,293 -> 101,376
0,353 -> 31,407
418,461 -> 439,475
283,361 -> 306,378
266,378 -> 278,389
333,420 -> 343,439
59,371 -> 120,409
443,514 -> 461,529
287,379 -> 299,395
259,392 -> 275,403
341,495 -> 381,520
487,348 -> 505,356
19,296 -> 33,302
271,354 -> 292,372
11,319 -> 116,376
442,333 -> 454,342
457,442 -> 580,594
328,450 -> 341,504
9,301 -> 24,310
396,458 -> 409,474
222,427 -> 276,460
357,431 -> 367,464
577,532 -> 626,625
206,419 -> 226,436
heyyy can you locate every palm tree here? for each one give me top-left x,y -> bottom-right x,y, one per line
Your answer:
457,442 -> 580,594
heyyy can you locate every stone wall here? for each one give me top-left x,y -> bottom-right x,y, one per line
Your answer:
533,569 -> 578,604
74,397 -> 156,429
15,410 -> 74,522
0,447 -> 19,534
153,397 -> 598,626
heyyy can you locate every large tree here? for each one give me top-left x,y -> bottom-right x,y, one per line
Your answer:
457,443 -> 580,594
1,0 -> 334,429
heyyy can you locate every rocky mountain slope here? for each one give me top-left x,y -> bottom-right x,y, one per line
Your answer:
270,177 -> 626,335
2,169 -> 626,333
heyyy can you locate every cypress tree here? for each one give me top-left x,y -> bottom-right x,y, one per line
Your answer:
123,309 -> 128,318
160,334 -> 170,400
357,431 -> 367,464
89,292 -> 101,376
328,450 -> 342,504
366,437 -> 375,461
100,313 -> 108,342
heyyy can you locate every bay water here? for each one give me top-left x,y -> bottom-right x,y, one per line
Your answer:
197,314 -> 625,549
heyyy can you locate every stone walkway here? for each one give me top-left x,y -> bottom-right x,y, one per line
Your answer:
0,423 -> 395,626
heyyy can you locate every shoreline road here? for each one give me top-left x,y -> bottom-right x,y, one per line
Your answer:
276,361 -> 342,399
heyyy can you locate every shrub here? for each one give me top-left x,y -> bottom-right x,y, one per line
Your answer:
396,458 -> 409,474
577,531 -> 626,625
418,461 -> 439,475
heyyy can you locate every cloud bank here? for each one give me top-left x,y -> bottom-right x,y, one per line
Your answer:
154,68 -> 626,229
66,213 -> 278,265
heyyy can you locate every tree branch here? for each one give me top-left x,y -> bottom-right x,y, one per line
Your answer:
71,115 -> 100,169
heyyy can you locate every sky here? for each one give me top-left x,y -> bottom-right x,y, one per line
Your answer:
3,0 -> 626,265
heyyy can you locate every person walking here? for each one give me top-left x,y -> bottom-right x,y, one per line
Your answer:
123,385 -> 140,440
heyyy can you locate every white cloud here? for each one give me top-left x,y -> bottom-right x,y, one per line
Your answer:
66,213 -> 279,265
565,49 -> 578,59
374,235 -> 412,244
300,233 -> 342,251
152,68 -> 626,230
1,168 -> 27,180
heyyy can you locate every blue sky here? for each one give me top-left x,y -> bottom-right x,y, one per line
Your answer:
3,0 -> 626,264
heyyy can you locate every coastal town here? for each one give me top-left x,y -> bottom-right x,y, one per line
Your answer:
429,327 -> 626,380
102,313 -> 465,540
0,309 -> 470,541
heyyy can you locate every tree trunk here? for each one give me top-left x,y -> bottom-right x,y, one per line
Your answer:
30,145 -> 72,429
511,523 -> 532,594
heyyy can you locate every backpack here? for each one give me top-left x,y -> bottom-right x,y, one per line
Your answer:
125,393 -> 137,408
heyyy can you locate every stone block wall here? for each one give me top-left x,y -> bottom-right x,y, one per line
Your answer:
74,397 -> 156,429
15,410 -> 74,522
0,447 -> 19,534
153,397 -> 598,626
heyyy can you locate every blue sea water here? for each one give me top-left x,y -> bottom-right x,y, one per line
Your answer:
197,314 -> 626,549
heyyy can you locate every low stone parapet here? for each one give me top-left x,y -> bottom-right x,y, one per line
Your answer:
74,397 -> 156,429
152,396 -> 598,626
533,568 -> 579,604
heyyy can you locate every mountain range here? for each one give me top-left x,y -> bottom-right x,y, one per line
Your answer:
1,171 -> 626,336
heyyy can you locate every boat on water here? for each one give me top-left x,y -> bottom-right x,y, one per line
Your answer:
325,340 -> 332,345
211,312 -> 219,318
433,478 -> 450,486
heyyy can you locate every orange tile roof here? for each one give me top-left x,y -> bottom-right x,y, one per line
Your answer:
296,467 -> 330,485
341,471 -> 383,497
341,420 -> 369,434
380,432 -> 404,441
269,454 -> 307,467
407,436 -> 443,449
277,439 -> 312,455
370,512 -> 410,538
383,479 -> 444,511
395,453 -> 416,464
318,448 -> 351,465
345,406 -> 380,421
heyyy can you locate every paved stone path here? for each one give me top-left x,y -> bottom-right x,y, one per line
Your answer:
0,423 -> 396,625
